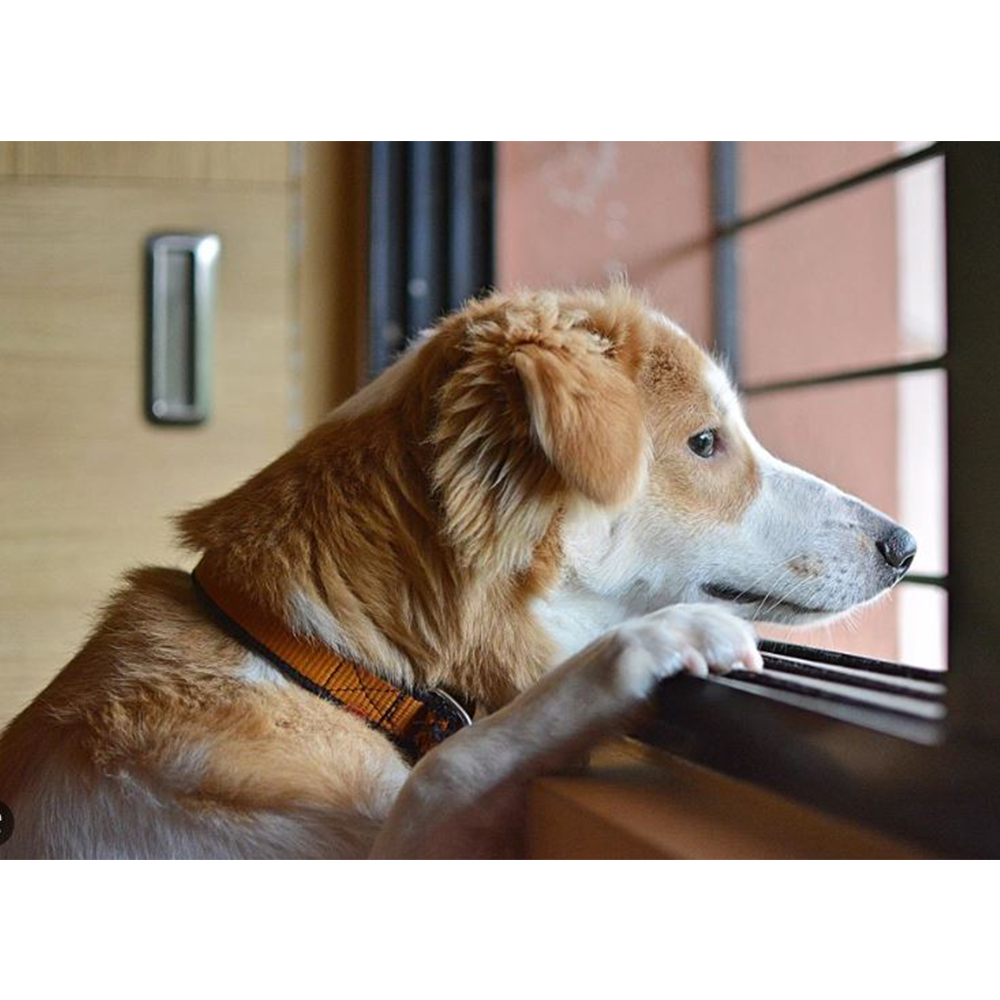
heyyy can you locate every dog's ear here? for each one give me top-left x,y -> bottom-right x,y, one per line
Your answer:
511,335 -> 647,507
432,313 -> 648,572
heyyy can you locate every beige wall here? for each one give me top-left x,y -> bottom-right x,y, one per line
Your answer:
0,142 -> 367,726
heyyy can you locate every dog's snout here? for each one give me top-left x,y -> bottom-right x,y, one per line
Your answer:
876,526 -> 917,573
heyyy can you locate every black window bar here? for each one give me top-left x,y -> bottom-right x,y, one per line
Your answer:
368,141 -> 494,378
707,141 -> 949,736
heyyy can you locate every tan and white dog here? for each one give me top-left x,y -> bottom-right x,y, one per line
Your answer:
0,287 -> 915,858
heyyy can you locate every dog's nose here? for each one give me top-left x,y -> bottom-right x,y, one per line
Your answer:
877,526 -> 917,573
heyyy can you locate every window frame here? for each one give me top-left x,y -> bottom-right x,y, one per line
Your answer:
640,142 -> 1000,857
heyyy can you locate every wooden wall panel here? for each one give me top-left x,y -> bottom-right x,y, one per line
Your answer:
10,142 -> 288,184
0,141 -> 370,728
0,176 -> 294,725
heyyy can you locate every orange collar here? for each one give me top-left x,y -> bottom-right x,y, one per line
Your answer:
192,559 -> 472,762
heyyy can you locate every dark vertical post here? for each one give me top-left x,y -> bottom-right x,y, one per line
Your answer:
476,142 -> 496,299
447,142 -> 495,309
712,141 -> 740,380
406,142 -> 447,337
368,142 -> 496,379
448,141 -> 475,311
944,142 -> 1000,743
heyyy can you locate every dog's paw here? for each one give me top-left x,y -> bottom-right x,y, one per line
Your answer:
600,602 -> 762,701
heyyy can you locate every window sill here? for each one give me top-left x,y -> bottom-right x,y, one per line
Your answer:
629,675 -> 1000,857
526,738 -> 928,859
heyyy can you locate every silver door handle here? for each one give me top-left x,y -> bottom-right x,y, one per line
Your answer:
145,233 -> 220,425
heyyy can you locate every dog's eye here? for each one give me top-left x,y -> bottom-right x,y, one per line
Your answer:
687,429 -> 717,458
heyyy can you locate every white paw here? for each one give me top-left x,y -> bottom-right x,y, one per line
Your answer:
603,602 -> 763,700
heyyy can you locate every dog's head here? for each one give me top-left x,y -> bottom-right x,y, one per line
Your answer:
427,286 -> 915,640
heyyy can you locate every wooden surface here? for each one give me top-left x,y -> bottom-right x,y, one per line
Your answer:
0,142 -> 288,184
0,142 -> 365,727
527,740 -> 927,859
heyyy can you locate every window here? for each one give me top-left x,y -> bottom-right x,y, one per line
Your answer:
494,142 -> 1000,855
715,142 -> 946,672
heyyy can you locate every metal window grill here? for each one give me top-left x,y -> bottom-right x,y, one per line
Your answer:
644,143 -> 1000,855
708,141 -> 949,736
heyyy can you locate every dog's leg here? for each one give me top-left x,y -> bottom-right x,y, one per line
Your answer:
369,603 -> 762,858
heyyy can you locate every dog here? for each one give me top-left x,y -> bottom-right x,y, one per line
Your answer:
0,286 -> 916,858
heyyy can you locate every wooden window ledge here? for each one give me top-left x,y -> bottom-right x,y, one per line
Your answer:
526,739 -> 928,859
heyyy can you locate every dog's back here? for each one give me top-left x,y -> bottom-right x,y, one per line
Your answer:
0,568 -> 407,858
